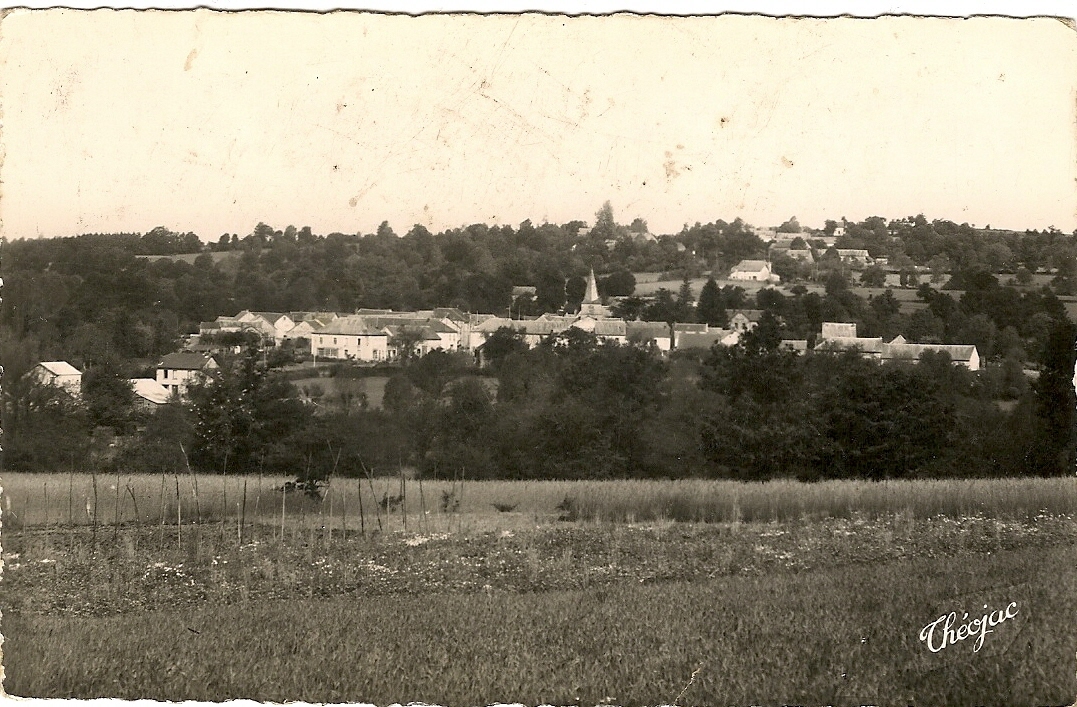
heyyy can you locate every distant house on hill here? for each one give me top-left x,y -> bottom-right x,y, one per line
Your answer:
815,323 -> 980,370
729,260 -> 779,283
728,309 -> 765,333
156,352 -> 218,397
881,339 -> 980,371
836,249 -> 872,268
625,321 -> 673,352
675,328 -> 739,351
30,361 -> 82,397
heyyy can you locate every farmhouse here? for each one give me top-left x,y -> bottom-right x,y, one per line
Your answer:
156,352 -> 219,397
625,321 -> 673,351
675,328 -> 738,351
815,323 -> 981,370
836,249 -> 872,267
729,260 -> 779,283
728,309 -> 765,333
311,316 -> 389,362
881,338 -> 981,371
30,361 -> 82,397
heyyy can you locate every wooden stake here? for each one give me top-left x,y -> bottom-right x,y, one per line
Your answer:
240,475 -> 248,546
175,474 -> 182,553
417,472 -> 428,535
400,468 -> 407,533
91,470 -> 99,554
159,474 -> 167,554
363,464 -> 382,532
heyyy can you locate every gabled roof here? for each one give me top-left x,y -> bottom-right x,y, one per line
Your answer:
432,307 -> 468,322
816,337 -> 885,354
37,361 -> 81,376
677,331 -> 732,350
729,309 -> 765,321
315,316 -> 388,336
626,321 -> 672,339
130,378 -> 171,405
731,260 -> 770,272
593,320 -> 627,337
474,316 -> 515,333
882,343 -> 978,363
158,352 -> 216,370
250,311 -> 289,323
382,324 -> 442,342
672,322 -> 709,333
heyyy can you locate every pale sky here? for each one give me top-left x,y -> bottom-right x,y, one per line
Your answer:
1,10 -> 1075,240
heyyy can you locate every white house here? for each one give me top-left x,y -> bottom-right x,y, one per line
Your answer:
240,311 -> 296,343
881,338 -> 981,371
30,361 -> 82,397
311,316 -> 390,362
729,260 -> 779,283
625,321 -> 673,352
156,352 -> 219,397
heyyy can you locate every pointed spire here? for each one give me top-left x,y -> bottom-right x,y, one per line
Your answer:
584,268 -> 600,304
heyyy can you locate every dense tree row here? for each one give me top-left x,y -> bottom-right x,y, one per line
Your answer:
5,308 -> 1073,481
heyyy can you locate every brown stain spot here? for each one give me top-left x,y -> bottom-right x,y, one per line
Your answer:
676,144 -> 684,150
348,197 -> 358,208
184,48 -> 198,71
998,73 -> 1006,82
719,116 -> 729,127
664,150 -> 680,179
336,102 -> 348,112
782,156 -> 794,168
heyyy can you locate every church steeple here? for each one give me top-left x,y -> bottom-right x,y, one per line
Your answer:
578,268 -> 610,318
583,268 -> 601,304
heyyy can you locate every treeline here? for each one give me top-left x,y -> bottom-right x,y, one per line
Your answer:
8,311 -> 1072,482
6,209 -> 1075,372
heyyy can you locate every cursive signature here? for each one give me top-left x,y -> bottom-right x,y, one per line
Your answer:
919,602 -> 1018,653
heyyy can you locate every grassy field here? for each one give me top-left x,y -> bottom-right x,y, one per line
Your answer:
2,473 -> 1076,704
3,473 -> 1075,531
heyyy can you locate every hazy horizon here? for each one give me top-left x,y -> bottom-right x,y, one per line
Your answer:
2,12 -> 1075,240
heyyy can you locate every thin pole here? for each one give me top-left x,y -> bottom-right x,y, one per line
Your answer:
418,472 -> 428,535
175,474 -> 182,553
356,476 -> 366,537
400,468 -> 407,533
240,475 -> 248,546
159,474 -> 167,553
91,470 -> 99,554
363,464 -> 382,532
113,468 -> 121,543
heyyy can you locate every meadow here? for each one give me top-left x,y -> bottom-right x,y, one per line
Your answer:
2,472 -> 1076,705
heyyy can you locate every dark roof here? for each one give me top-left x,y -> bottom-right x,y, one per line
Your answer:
677,331 -> 730,350
316,316 -> 387,336
158,352 -> 215,370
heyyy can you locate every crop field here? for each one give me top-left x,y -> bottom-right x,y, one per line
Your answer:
2,472 -> 1076,705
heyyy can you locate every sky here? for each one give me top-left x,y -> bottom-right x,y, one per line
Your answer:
1,8 -> 1076,241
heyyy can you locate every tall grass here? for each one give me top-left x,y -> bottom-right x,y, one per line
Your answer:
2,474 -> 1074,534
